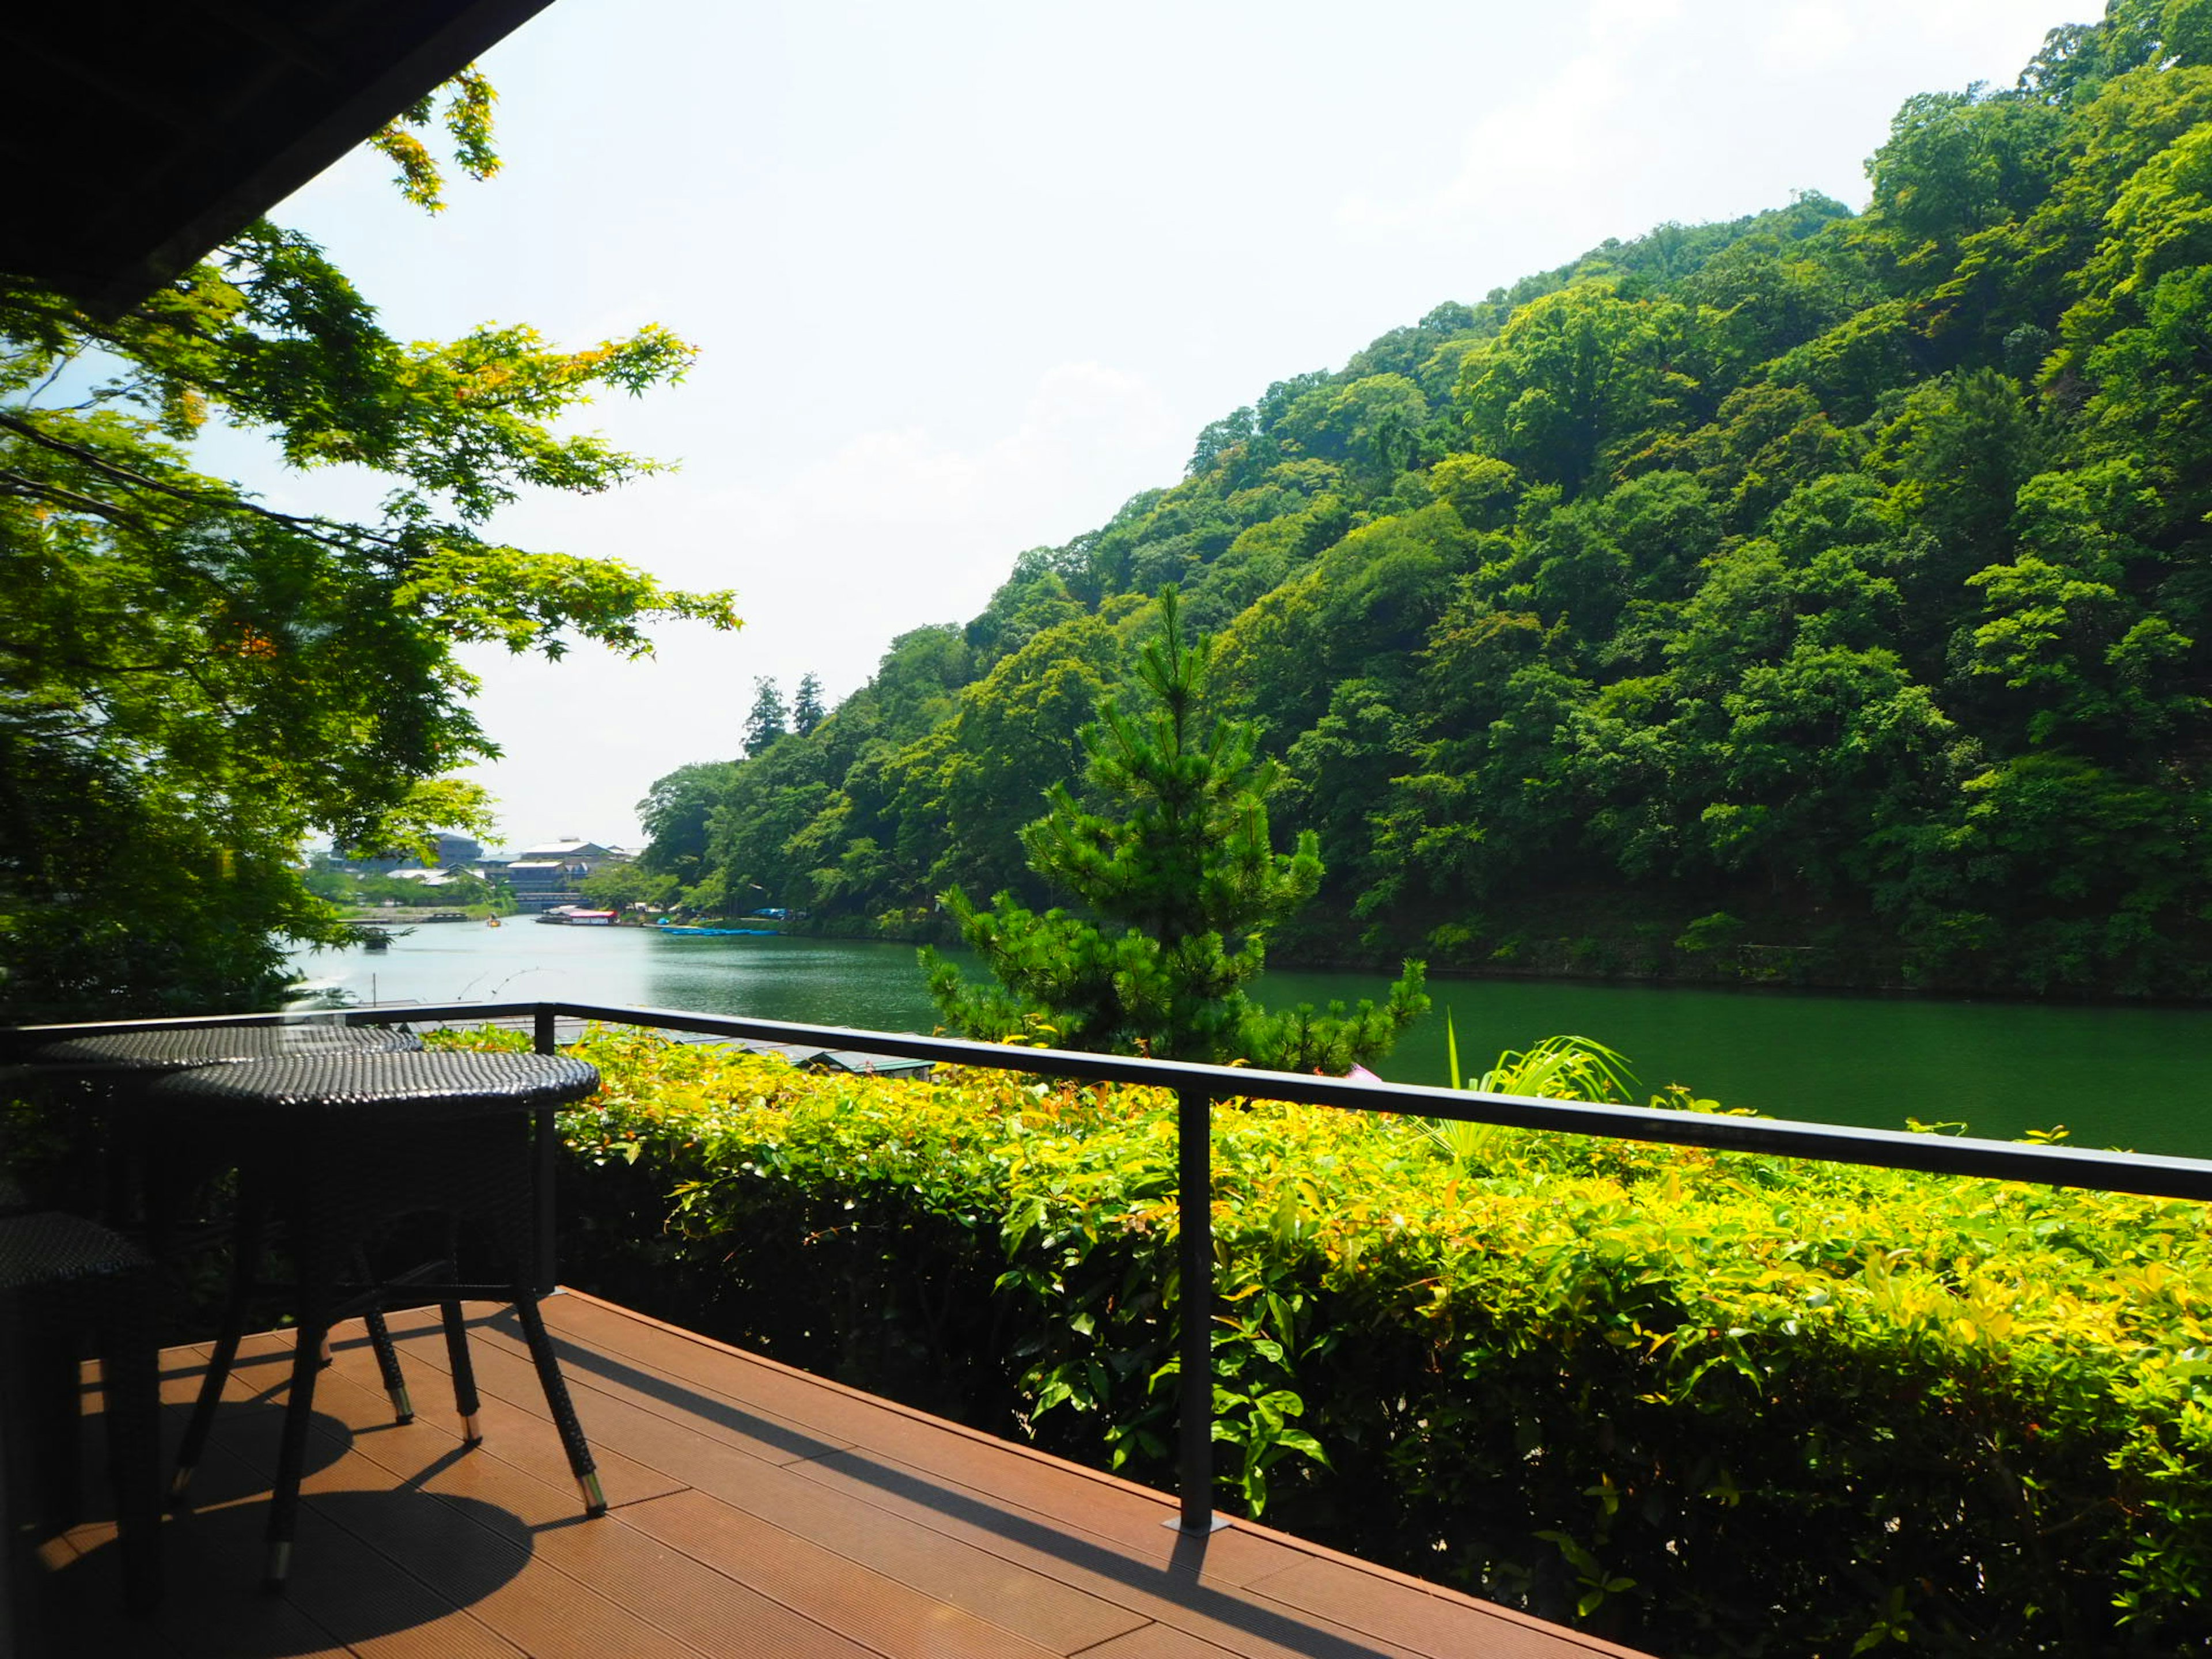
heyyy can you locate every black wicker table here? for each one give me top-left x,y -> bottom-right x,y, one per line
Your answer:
29,1022 -> 427,1236
31,1022 -> 425,1075
29,1022 -> 434,1416
149,1050 -> 606,1590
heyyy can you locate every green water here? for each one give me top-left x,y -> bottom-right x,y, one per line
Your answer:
289,926 -> 2212,1156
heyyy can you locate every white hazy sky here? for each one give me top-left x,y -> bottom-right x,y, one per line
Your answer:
221,0 -> 2075,849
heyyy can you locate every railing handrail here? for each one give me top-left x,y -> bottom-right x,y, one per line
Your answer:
16,998 -> 2212,1534
24,999 -> 2200,1197
533,1001 -> 2212,1202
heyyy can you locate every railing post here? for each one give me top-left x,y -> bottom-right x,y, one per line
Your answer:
532,1005 -> 559,1297
1173,1085 -> 1225,1533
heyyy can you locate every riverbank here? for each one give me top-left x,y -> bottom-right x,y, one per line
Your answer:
764,905 -> 2212,1009
338,903 -> 509,924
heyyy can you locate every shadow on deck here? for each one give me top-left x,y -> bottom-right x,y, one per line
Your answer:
40,1290 -> 1649,1658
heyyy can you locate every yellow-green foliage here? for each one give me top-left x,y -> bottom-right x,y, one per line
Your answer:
459,1026 -> 2212,1657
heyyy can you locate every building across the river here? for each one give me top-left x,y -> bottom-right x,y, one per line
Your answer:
500,838 -> 635,911
511,839 -> 619,868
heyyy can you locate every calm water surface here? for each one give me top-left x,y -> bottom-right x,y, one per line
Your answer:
289,925 -> 2212,1156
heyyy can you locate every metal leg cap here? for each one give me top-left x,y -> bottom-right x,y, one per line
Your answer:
392,1385 -> 414,1425
1162,1513 -> 1232,1534
460,1412 -> 483,1445
168,1466 -> 195,1509
579,1472 -> 607,1516
262,1541 -> 292,1594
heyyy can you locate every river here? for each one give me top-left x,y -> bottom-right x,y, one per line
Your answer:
287,924 -> 2212,1156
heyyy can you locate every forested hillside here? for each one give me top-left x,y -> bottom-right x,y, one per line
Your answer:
649,0 -> 2212,998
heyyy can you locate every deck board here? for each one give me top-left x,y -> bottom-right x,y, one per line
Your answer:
619,1487 -> 1065,1659
532,1297 -> 1300,1588
39,1291 -> 1651,1659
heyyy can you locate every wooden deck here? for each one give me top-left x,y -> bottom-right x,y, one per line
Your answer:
41,1290 -> 1648,1658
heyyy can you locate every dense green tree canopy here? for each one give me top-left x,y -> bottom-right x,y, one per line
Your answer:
1,90 -> 735,1017
644,1 -> 2212,999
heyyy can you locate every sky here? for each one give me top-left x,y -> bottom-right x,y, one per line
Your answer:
221,0 -> 2078,850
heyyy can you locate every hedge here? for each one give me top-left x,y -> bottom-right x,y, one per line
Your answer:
453,1025 -> 2212,1658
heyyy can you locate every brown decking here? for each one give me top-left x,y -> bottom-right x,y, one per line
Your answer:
44,1291 -> 1649,1659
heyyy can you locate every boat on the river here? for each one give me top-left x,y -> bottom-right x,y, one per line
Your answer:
657,923 -> 780,937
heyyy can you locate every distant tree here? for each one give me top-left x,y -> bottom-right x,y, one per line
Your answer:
301,868 -> 361,904
919,612 -> 1126,904
637,761 -> 738,881
1187,405 -> 1257,476
791,672 -> 828,737
869,624 -> 977,742
1275,373 -> 1429,484
349,869 -> 488,907
1456,281 -> 1695,493
744,677 -> 790,756
923,588 -> 1428,1070
579,861 -> 670,913
702,734 -> 831,914
427,869 -> 492,905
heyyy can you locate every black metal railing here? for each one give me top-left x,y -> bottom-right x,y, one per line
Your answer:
17,997 -> 2212,1536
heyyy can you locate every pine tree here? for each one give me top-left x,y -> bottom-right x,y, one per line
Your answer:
923,588 -> 1427,1069
791,672 -> 828,737
743,676 -> 789,756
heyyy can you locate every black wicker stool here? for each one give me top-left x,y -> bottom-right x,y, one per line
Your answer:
30,1022 -> 430,1422
0,1210 -> 162,1617
150,1050 -> 604,1591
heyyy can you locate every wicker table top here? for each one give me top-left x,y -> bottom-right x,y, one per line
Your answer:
33,1024 -> 424,1073
147,1050 -> 600,1124
0,1208 -> 152,1291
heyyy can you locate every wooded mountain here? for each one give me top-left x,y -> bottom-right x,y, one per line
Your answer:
653,0 -> 2212,997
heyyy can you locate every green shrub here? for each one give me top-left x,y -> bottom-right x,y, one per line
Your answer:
1675,911 -> 1746,954
479,1025 -> 2212,1657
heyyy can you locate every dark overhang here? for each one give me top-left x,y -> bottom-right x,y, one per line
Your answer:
2,0 -> 554,316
